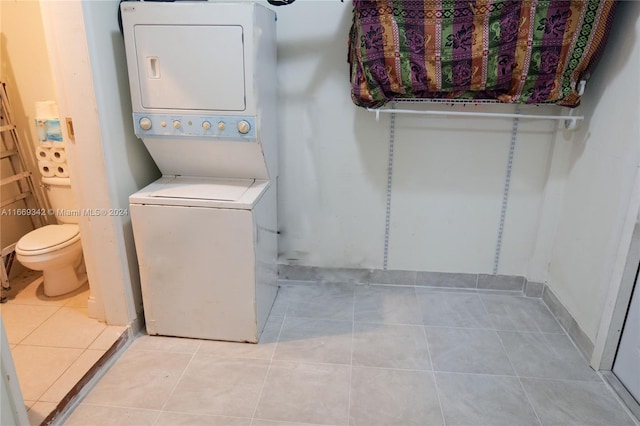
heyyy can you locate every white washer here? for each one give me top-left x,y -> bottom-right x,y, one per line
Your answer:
121,2 -> 278,342
130,177 -> 277,342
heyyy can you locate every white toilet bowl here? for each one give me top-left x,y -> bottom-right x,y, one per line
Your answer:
16,224 -> 87,297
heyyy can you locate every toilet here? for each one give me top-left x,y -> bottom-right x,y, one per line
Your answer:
15,177 -> 87,297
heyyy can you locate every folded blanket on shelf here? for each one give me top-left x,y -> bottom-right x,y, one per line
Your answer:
349,0 -> 617,108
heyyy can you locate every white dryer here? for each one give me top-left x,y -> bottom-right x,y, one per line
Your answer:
121,2 -> 278,342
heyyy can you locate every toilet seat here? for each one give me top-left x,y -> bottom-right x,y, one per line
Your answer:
16,224 -> 81,256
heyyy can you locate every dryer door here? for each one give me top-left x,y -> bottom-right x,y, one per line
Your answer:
133,25 -> 245,111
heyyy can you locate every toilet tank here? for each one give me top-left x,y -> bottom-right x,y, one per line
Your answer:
43,177 -> 78,224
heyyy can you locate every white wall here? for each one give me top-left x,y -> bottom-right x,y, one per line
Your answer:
39,0 -> 159,325
275,2 -> 387,269
274,1 -> 557,276
81,0 -> 160,322
0,1 -> 55,153
547,1 -> 640,343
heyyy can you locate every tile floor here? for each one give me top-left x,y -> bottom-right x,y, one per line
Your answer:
63,281 -> 638,426
1,270 -> 126,425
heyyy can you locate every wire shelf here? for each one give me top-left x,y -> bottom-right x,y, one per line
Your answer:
370,80 -> 587,130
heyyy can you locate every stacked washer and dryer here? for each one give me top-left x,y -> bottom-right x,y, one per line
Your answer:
120,1 -> 278,343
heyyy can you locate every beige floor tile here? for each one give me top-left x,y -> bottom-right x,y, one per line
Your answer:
27,401 -> 58,426
83,349 -> 192,410
427,327 -> 515,375
129,334 -> 201,353
350,367 -> 443,425
21,307 -> 106,348
436,372 -> 539,425
0,304 -> 59,344
352,323 -> 432,370
11,345 -> 84,401
197,317 -> 282,360
155,411 -> 252,425
281,283 -> 354,321
164,356 -> 269,417
251,420 -> 330,426
9,277 -> 66,307
355,285 -> 423,325
89,326 -> 127,350
62,284 -> 91,308
521,378 -> 636,426
273,317 -> 352,365
254,361 -> 350,425
57,285 -> 634,426
24,400 -> 36,410
39,349 -> 105,403
64,403 -> 159,425
7,269 -> 41,288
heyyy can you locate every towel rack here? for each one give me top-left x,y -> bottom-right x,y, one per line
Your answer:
368,80 -> 587,130
368,106 -> 583,130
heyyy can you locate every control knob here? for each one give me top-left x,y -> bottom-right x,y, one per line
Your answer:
139,117 -> 152,131
237,120 -> 251,134
202,121 -> 212,130
173,120 -> 181,129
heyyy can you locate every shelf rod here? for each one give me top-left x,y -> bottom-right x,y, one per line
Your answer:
368,107 -> 583,129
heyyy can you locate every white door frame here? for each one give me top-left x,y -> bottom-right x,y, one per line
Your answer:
1,316 -> 29,426
39,0 -> 138,326
592,169 -> 640,370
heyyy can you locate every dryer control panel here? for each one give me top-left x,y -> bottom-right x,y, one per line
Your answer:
133,113 -> 256,141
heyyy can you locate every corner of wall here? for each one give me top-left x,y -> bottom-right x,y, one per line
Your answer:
542,0 -> 640,359
542,284 -> 595,361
